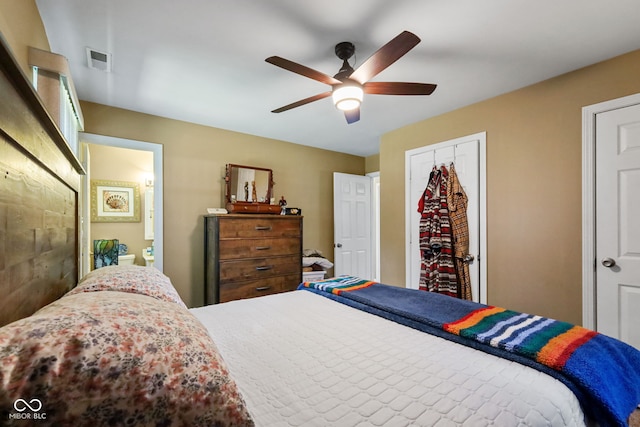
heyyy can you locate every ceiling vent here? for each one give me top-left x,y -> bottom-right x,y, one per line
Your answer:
86,47 -> 112,72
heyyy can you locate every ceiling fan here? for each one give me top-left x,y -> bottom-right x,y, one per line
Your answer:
265,30 -> 437,124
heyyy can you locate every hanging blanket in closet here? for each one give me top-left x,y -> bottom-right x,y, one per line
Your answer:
299,276 -> 640,427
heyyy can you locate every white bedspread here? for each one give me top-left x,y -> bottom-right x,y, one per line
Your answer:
191,290 -> 587,427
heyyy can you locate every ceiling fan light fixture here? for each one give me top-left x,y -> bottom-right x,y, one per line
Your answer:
267,31 -> 435,124
332,83 -> 363,111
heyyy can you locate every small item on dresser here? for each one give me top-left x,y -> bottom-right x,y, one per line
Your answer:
207,207 -> 228,214
284,207 -> 301,215
225,164 -> 280,214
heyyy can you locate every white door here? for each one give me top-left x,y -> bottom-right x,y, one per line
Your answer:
595,103 -> 640,348
405,132 -> 487,303
333,172 -> 372,278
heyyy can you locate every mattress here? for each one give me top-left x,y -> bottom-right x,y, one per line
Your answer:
191,291 -> 587,426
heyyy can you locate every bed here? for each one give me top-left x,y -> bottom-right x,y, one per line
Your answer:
194,277 -> 640,427
1,266 -> 639,426
1,34 -> 639,427
192,288 -> 587,426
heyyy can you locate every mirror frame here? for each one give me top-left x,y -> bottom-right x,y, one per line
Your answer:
225,164 -> 280,214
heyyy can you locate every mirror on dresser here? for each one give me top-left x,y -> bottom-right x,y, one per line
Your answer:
225,164 -> 281,214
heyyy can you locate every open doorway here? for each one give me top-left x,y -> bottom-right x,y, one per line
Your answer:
79,133 -> 163,274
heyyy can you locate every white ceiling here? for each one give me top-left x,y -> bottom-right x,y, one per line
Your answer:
36,0 -> 640,156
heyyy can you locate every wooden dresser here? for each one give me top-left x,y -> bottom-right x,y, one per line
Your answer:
204,214 -> 303,304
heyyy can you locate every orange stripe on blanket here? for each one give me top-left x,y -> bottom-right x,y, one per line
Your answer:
444,306 -> 506,335
333,281 -> 375,295
536,326 -> 597,369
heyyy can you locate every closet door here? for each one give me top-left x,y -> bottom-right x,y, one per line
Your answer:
405,133 -> 486,303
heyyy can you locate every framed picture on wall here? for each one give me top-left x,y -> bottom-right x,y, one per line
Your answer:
91,180 -> 141,222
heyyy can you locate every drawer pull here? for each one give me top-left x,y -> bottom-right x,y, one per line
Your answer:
255,265 -> 273,271
255,246 -> 271,251
255,226 -> 272,231
255,286 -> 271,292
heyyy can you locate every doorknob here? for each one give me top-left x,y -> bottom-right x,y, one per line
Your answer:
463,254 -> 475,264
601,257 -> 616,268
335,243 -> 342,248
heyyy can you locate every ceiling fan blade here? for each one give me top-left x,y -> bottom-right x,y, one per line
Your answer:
271,91 -> 332,113
345,108 -> 360,124
364,82 -> 437,95
349,31 -> 421,84
266,56 -> 342,86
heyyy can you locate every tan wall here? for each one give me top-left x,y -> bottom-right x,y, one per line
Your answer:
381,49 -> 640,324
0,2 -> 365,306
365,153 -> 380,173
0,0 -> 49,79
88,144 -> 153,267
6,0 -> 640,322
80,101 -> 364,306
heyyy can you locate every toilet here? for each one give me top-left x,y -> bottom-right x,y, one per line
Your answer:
118,254 -> 136,265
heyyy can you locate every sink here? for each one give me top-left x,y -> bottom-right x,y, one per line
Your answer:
142,250 -> 154,267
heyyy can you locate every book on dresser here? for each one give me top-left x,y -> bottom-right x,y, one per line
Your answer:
204,214 -> 303,304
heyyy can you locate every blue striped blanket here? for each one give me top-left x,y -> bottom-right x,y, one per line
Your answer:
299,276 -> 640,427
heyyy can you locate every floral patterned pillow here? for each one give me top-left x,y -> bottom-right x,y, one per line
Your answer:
68,265 -> 187,308
0,291 -> 254,426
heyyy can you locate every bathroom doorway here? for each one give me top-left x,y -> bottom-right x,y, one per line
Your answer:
79,133 -> 163,275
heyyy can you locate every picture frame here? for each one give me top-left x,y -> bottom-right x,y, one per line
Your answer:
91,180 -> 141,222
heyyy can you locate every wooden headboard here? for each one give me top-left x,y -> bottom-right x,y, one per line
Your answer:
0,36 -> 84,327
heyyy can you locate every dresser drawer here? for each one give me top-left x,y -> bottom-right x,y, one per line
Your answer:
218,217 -> 301,239
218,237 -> 299,260
219,274 -> 300,302
219,255 -> 300,283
